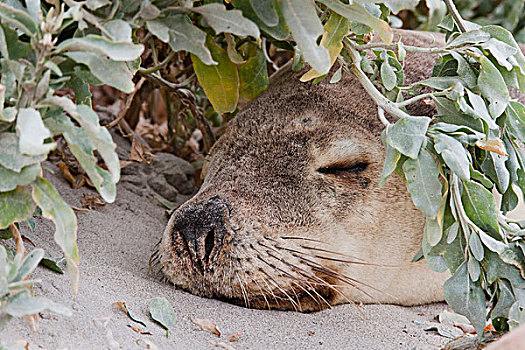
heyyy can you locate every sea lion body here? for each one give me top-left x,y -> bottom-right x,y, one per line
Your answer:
158,30 -> 451,311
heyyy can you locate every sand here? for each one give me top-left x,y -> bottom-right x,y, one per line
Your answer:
1,150 -> 462,350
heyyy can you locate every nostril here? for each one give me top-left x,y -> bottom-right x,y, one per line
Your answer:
204,228 -> 215,263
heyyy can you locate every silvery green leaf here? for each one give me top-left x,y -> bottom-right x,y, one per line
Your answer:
470,166 -> 493,188
463,89 -> 498,130
0,187 -> 35,229
192,3 -> 260,38
469,232 -> 484,261
501,185 -> 519,213
416,76 -> 462,90
449,51 -> 477,89
0,164 -> 41,192
433,133 -> 470,180
446,29 -> 490,48
379,144 -> 401,187
426,216 -> 442,247
4,290 -> 72,317
86,0 -> 111,10
279,0 -> 330,74
467,256 -> 480,282
381,60 -> 397,91
478,231 -> 506,254
16,108 -> 55,156
482,38 -> 518,71
149,297 -> 176,333
249,0 -> 278,26
506,101 -> 525,143
35,70 -> 50,101
375,0 -> 419,14
31,177 -> 79,293
12,248 -> 44,283
478,55 -> 509,118
483,25 -> 525,75
317,0 -> 392,43
0,3 -> 38,36
330,66 -> 342,84
147,16 -> 216,66
481,152 -> 510,194
0,133 -> 46,172
490,280 -> 515,322
443,262 -> 486,335
386,116 -> 431,159
57,35 -> 144,61
231,0 -> 289,41
103,20 -> 132,42
64,52 -> 135,93
461,180 -> 500,236
139,0 -> 160,20
403,150 -> 442,218
446,221 -> 460,244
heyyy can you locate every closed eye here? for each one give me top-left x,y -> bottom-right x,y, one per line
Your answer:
317,161 -> 368,175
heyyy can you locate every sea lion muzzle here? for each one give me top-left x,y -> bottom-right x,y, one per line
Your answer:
171,196 -> 231,271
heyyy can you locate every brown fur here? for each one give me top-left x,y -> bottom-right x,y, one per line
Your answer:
157,30 -> 461,311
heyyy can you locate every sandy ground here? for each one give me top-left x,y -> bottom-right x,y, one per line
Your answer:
1,144 -> 467,350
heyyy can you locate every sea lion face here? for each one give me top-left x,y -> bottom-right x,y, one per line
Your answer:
159,31 -> 449,311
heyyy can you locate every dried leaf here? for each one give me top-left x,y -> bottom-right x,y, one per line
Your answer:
475,139 -> 508,156
454,322 -> 476,334
208,340 -> 236,350
112,301 -> 147,327
57,161 -> 78,189
80,193 -> 106,210
127,324 -> 152,335
226,331 -> 242,342
136,339 -> 159,350
190,315 -> 221,337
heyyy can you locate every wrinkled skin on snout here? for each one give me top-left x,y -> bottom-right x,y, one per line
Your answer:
157,30 -> 449,311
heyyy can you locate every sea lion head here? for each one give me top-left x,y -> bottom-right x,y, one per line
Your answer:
158,31 -> 448,312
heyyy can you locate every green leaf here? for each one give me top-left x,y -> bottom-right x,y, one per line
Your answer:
380,60 -> 397,91
300,12 -> 349,82
13,248 -> 44,283
238,45 -> 269,102
249,0 -> 278,26
31,177 -> 79,293
469,232 -> 484,261
461,180 -> 500,236
481,152 -> 510,194
0,164 -> 41,192
433,133 -> 470,180
478,231 -> 505,254
379,143 -> 401,187
192,3 -> 260,38
446,221 -> 460,244
16,108 -> 56,156
482,38 -> 517,71
446,29 -> 490,48
4,290 -> 72,318
231,0 -> 289,41
192,36 -> 239,114
403,150 -> 442,218
462,89 -> 498,130
56,35 -> 144,61
386,116 -> 431,159
147,16 -> 216,66
506,101 -> 525,143
482,25 -> 525,76
426,216 -> 442,247
279,0 -> 330,74
317,0 -> 392,44
376,0 -> 419,14
63,52 -> 135,93
103,19 -> 133,42
468,256 -> 481,282
149,297 -> 176,334
478,56 -> 509,118
0,133 -> 46,172
0,187 -> 35,229
443,262 -> 486,335
449,51 -> 477,89
0,3 -> 38,36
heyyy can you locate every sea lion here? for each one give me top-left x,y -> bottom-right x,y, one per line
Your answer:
157,30 -> 453,311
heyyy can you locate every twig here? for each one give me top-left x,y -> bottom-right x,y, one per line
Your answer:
138,50 -> 176,75
444,0 -> 467,33
354,42 -> 448,54
395,90 -> 449,108
344,39 -> 411,121
142,72 -> 188,91
105,77 -> 146,128
377,107 -> 390,126
10,224 -> 26,257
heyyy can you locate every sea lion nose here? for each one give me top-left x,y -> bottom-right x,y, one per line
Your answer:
171,196 -> 230,269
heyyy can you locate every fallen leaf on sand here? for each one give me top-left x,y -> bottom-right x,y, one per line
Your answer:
149,297 -> 177,336
208,340 -> 236,350
80,193 -> 106,210
136,339 -> 159,350
190,315 -> 221,337
127,324 -> 152,335
57,161 -> 77,188
112,302 -> 147,327
226,331 -> 242,342
454,322 -> 476,334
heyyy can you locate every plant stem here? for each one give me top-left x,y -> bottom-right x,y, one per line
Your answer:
138,50 -> 176,75
354,42 -> 448,54
344,40 -> 411,121
444,0 -> 467,33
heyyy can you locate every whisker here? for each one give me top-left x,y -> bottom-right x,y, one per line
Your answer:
290,280 -> 321,308
299,245 -> 366,261
261,270 -> 300,312
276,236 -> 327,244
252,278 -> 272,311
260,275 -> 280,307
235,272 -> 250,308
